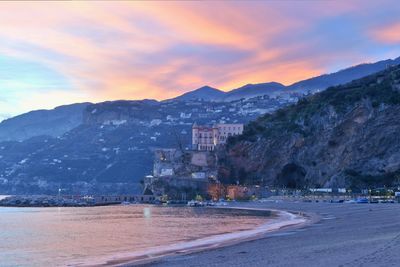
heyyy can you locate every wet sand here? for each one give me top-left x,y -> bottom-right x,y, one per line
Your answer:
90,208 -> 307,267
132,202 -> 400,267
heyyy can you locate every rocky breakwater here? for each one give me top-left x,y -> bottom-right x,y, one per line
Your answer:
0,195 -> 96,207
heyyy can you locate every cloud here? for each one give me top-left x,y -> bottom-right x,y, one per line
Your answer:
371,22 -> 400,44
0,1 -> 400,116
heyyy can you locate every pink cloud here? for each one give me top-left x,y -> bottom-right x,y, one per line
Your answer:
371,22 -> 400,44
0,1 -> 399,115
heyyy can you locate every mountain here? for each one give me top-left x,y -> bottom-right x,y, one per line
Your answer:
1,56 -> 400,194
0,114 -> 11,123
171,56 -> 400,102
218,64 -> 400,191
0,96 -> 288,195
3,56 -> 398,143
223,82 -> 285,101
288,56 -> 400,93
172,86 -> 225,101
0,103 -> 90,142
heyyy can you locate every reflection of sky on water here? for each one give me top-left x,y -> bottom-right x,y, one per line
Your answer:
0,205 -> 267,266
143,207 -> 151,219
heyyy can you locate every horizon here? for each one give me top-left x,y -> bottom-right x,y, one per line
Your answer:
1,1 -> 400,117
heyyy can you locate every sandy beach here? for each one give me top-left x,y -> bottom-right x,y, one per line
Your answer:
130,201 -> 400,267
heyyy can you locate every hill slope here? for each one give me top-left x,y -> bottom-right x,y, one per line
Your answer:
219,65 -> 400,191
288,56 -> 400,93
223,82 -> 286,101
2,56 -> 398,143
0,97 -> 280,195
171,56 -> 400,102
0,103 -> 90,142
172,86 -> 225,101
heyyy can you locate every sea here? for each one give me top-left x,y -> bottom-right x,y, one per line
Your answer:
0,204 -> 269,266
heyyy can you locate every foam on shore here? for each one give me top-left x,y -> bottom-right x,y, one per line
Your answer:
70,208 -> 308,267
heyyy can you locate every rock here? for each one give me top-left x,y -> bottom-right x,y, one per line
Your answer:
220,65 -> 400,190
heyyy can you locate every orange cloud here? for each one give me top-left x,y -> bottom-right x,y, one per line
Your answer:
0,1 -> 399,116
372,22 -> 400,44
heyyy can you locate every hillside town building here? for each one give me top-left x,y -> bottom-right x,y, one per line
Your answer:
144,122 -> 244,200
143,148 -> 217,200
192,123 -> 244,151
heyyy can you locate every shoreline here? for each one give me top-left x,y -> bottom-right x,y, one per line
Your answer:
142,202 -> 400,267
73,206 -> 311,267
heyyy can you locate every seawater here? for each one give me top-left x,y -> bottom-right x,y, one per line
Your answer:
0,205 -> 268,267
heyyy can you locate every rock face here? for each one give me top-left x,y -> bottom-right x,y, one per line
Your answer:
219,65 -> 400,191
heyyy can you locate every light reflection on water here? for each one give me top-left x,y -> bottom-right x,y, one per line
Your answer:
0,205 -> 268,267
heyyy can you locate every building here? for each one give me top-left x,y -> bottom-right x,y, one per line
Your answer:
144,148 -> 218,200
151,148 -> 217,180
192,123 -> 244,151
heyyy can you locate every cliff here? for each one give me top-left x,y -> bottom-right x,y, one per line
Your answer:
219,65 -> 400,191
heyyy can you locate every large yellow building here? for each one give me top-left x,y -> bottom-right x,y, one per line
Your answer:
192,123 -> 244,151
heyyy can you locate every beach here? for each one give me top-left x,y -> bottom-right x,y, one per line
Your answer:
0,205 -> 271,267
132,201 -> 400,267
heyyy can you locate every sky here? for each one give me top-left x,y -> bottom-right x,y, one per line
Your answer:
1,1 -> 400,119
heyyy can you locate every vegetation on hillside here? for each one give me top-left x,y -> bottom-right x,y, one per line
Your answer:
224,65 -> 400,190
229,66 -> 400,145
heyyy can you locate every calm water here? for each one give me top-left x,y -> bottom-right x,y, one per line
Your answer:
0,205 -> 268,267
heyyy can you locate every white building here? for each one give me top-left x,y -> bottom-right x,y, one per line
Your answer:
192,123 -> 244,151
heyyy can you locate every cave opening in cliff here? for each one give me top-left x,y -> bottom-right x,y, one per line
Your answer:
277,163 -> 307,189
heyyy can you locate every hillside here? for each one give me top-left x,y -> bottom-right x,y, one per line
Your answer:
1,57 -> 400,194
288,56 -> 400,92
219,65 -> 400,191
2,56 -> 398,144
0,103 -> 90,142
0,96 -> 293,195
223,82 -> 285,101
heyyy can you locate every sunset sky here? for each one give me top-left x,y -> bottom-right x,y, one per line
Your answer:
1,1 -> 400,119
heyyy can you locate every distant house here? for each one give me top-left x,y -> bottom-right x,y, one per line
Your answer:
180,112 -> 192,119
192,123 -> 244,151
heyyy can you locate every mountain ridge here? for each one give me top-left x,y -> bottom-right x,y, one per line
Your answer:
2,56 -> 399,142
171,56 -> 400,102
0,103 -> 90,142
1,57 -> 400,194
